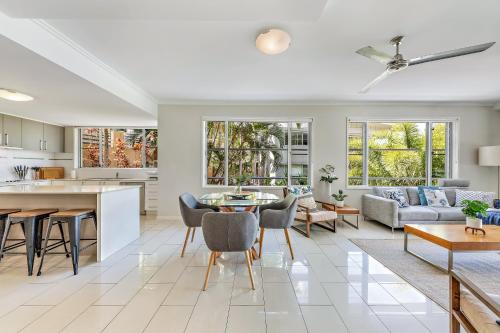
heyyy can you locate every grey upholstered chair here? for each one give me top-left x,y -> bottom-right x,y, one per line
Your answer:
258,194 -> 298,260
178,193 -> 217,257
201,212 -> 258,291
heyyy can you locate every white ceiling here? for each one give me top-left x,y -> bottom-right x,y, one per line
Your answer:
0,0 -> 499,107
0,35 -> 156,126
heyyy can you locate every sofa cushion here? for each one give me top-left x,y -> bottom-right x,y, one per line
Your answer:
424,189 -> 451,207
383,189 -> 410,208
456,190 -> 495,207
417,186 -> 439,205
406,187 -> 421,206
428,207 -> 465,221
398,206 -> 439,221
444,189 -> 457,207
373,187 -> 409,202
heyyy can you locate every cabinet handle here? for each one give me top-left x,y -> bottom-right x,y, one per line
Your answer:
5,133 -> 8,146
40,139 -> 43,150
44,140 -> 47,151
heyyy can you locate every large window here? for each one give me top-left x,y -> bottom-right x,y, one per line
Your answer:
205,120 -> 311,186
347,120 -> 456,187
80,128 -> 158,168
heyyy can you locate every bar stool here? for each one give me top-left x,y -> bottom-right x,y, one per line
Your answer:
0,209 -> 21,256
37,209 -> 97,276
0,209 -> 67,276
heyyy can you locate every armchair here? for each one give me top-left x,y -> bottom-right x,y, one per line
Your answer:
284,186 -> 337,238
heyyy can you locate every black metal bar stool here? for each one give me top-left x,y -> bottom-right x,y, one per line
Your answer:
0,209 -> 68,275
0,209 -> 22,257
37,209 -> 97,276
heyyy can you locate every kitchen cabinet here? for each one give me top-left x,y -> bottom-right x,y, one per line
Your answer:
1,115 -> 22,148
145,181 -> 159,212
21,119 -> 44,151
43,123 -> 64,153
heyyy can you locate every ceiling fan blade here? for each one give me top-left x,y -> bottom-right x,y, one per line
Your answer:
360,70 -> 392,93
408,42 -> 495,66
356,46 -> 393,64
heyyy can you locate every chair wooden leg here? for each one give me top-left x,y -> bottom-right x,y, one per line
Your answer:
180,227 -> 191,257
203,252 -> 215,291
244,250 -> 255,290
284,228 -> 294,260
306,222 -> 311,238
191,227 -> 196,242
258,228 -> 265,258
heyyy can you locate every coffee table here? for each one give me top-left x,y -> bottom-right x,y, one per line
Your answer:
403,224 -> 500,273
321,203 -> 360,229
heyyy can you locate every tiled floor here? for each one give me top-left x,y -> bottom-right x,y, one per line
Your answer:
0,216 -> 450,333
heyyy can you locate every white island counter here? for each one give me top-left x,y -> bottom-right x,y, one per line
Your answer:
0,185 -> 140,261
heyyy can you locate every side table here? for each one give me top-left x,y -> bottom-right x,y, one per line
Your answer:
321,203 -> 360,229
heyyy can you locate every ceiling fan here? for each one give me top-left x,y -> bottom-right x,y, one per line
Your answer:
356,36 -> 495,93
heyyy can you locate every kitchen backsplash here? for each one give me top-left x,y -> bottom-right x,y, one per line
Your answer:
0,149 -> 74,181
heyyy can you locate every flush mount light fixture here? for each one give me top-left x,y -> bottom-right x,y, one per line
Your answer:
0,88 -> 34,102
256,29 -> 291,55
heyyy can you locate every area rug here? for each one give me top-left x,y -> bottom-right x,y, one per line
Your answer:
350,238 -> 500,310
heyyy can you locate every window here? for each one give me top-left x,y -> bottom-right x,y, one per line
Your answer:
204,120 -> 311,186
347,120 -> 456,187
79,128 -> 158,168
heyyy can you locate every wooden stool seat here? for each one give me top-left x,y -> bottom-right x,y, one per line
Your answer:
0,209 -> 21,217
50,209 -> 94,217
9,209 -> 59,218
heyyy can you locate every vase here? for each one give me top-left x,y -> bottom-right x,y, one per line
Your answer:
335,200 -> 344,208
466,216 -> 482,229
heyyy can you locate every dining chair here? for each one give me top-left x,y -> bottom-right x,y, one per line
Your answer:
201,212 -> 258,291
258,194 -> 298,260
178,193 -> 217,257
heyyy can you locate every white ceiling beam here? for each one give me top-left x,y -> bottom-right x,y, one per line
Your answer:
0,12 -> 157,116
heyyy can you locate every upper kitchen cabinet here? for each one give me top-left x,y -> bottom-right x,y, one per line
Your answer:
21,119 -> 44,151
1,114 -> 22,148
43,123 -> 64,153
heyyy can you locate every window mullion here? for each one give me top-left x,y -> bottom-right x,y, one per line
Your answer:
224,121 -> 229,187
426,122 -> 432,185
287,123 -> 292,186
363,122 -> 369,186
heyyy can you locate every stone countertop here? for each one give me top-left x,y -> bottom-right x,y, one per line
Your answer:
0,184 -> 141,194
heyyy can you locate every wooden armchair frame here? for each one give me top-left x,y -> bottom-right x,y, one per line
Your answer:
450,270 -> 500,333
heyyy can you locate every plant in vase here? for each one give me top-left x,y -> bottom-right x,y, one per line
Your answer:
234,173 -> 252,193
461,199 -> 489,232
331,190 -> 348,208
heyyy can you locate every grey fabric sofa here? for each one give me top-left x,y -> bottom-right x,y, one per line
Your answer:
362,180 -> 470,231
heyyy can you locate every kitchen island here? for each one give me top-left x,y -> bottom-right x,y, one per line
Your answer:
0,185 -> 140,261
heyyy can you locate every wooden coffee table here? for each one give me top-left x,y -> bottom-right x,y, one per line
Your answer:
322,203 -> 360,229
404,224 -> 500,273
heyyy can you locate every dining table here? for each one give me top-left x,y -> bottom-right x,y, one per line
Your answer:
198,191 -> 280,259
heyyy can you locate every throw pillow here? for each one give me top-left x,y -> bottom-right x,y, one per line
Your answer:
455,190 -> 495,207
417,186 -> 439,206
383,189 -> 410,208
287,185 -> 312,197
423,189 -> 450,207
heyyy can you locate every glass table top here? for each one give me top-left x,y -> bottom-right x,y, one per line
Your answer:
198,192 -> 279,207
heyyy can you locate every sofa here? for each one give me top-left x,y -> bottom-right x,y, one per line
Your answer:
362,179 -> 470,232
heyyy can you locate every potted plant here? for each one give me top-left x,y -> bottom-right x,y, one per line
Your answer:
234,173 -> 252,193
331,189 -> 348,208
319,164 -> 338,202
461,199 -> 489,230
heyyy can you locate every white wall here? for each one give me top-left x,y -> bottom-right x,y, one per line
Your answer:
158,104 -> 500,217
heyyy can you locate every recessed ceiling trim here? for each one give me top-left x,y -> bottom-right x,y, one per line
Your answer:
0,12 -> 157,116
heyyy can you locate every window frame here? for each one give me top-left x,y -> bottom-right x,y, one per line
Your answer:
202,117 -> 313,188
345,117 -> 459,189
78,127 -> 158,169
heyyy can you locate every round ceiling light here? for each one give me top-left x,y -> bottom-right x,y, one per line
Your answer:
0,88 -> 34,102
256,29 -> 291,55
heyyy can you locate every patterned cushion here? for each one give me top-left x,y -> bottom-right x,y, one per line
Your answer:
455,190 -> 495,207
417,186 -> 439,206
373,187 -> 409,202
423,189 -> 450,208
383,189 -> 410,208
297,194 -> 317,210
287,185 -> 312,197
296,210 -> 337,222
